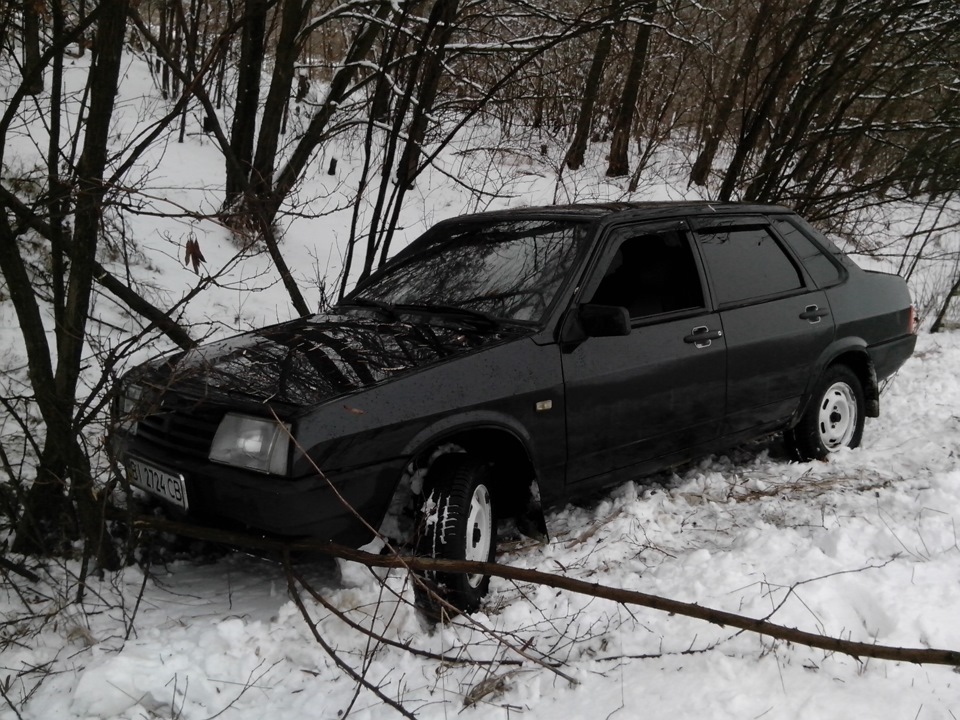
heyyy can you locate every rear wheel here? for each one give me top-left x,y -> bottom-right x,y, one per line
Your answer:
786,364 -> 865,461
414,455 -> 496,616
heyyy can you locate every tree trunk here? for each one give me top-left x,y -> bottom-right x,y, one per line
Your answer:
21,0 -> 44,95
339,8 -> 411,299
225,0 -> 268,203
7,0 -> 130,568
606,0 -> 657,177
395,0 -> 460,189
159,0 -> 170,98
689,2 -> 767,187
371,0 -> 460,274
356,0 -> 448,282
250,0 -> 314,196
718,0 -> 824,201
565,7 -> 618,171
931,273 -> 960,333
262,0 -> 395,223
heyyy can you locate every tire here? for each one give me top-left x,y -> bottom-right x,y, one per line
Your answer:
413,454 -> 496,616
786,364 -> 865,461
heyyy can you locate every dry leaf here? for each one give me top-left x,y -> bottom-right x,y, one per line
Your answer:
184,237 -> 206,273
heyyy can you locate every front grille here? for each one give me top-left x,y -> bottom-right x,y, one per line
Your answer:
137,406 -> 224,460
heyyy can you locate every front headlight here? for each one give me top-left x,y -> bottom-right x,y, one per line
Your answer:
119,383 -> 143,435
209,413 -> 290,475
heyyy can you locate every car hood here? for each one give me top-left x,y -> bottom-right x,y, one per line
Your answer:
136,312 -> 532,408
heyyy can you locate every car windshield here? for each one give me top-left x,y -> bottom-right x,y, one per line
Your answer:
350,218 -> 591,324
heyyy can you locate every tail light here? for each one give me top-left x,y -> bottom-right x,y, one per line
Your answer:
908,305 -> 917,334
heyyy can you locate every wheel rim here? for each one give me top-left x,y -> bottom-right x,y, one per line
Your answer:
464,484 -> 492,588
818,381 -> 857,451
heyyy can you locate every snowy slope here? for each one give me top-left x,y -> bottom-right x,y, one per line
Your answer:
1,331 -> 958,720
2,48 -> 960,720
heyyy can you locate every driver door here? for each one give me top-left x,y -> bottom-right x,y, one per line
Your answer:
562,221 -> 727,489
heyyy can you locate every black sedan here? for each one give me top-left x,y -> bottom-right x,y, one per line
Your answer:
114,202 -> 916,611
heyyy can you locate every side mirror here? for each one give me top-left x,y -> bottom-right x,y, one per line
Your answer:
579,304 -> 631,337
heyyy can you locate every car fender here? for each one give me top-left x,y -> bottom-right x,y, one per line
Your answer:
794,337 -> 879,423
396,410 -> 550,540
400,409 -> 536,461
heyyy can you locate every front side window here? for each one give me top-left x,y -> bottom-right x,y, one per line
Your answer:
588,229 -> 705,319
353,219 -> 590,323
696,227 -> 803,306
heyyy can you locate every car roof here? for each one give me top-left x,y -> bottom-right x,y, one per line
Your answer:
436,201 -> 794,225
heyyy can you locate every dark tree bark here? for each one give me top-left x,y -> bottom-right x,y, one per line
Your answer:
395,0 -> 460,189
265,0 -> 395,221
7,0 -> 131,568
358,5 -> 428,284
689,1 -> 768,188
47,0 -> 67,331
606,0 -> 657,177
339,6 -> 412,299
250,0 -> 315,196
718,0 -> 824,201
225,0 -> 268,202
369,0 -> 460,275
931,274 -> 960,333
159,0 -> 170,97
742,0 -> 884,203
564,6 -> 618,171
21,0 -> 44,95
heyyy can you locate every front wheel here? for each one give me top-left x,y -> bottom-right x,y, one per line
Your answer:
786,365 -> 865,461
414,454 -> 496,615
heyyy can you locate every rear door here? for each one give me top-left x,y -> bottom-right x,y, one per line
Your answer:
691,216 -> 835,436
562,220 -> 727,488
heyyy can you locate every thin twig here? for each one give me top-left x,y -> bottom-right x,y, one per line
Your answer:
282,555 -> 417,719
291,567 -> 523,667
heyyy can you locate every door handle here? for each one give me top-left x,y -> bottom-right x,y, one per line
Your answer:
799,304 -> 830,323
683,325 -> 722,348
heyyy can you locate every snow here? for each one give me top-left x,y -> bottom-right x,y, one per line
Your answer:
2,331 -> 959,719
3,45 -> 960,720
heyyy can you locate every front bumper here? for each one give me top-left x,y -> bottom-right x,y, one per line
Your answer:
116,434 -> 406,546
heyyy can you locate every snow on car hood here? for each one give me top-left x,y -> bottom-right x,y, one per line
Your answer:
137,311 -> 530,408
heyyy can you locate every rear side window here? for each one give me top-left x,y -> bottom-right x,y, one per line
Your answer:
696,227 -> 803,305
773,218 -> 843,287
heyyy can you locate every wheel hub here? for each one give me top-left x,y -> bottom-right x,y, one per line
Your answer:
818,381 -> 857,451
465,484 -> 492,588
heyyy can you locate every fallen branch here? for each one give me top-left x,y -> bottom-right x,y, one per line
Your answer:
0,555 -> 40,584
132,514 -> 960,668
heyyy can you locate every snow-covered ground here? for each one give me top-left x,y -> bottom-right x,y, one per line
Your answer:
3,48 -> 960,720
3,330 -> 959,720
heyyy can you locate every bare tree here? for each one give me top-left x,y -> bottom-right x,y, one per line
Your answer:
20,0 -> 43,94
1,0 -> 132,566
225,0 -> 269,202
606,0 -> 657,177
564,1 -> 619,171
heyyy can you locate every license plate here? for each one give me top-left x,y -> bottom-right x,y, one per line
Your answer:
128,458 -> 189,510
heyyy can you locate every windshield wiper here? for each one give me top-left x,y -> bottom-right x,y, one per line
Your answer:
397,303 -> 503,331
338,297 -> 403,321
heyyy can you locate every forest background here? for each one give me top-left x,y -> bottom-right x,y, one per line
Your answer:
1,1 -> 960,716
